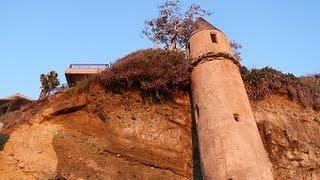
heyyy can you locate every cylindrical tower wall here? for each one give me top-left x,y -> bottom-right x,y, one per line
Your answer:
188,29 -> 233,62
191,59 -> 274,179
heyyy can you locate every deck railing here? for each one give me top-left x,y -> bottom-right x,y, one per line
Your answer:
69,64 -> 110,69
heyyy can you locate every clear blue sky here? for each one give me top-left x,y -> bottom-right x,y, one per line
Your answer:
1,0 -> 319,99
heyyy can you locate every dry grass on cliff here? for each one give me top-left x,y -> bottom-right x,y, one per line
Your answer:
67,48 -> 320,109
97,49 -> 190,100
241,66 -> 320,110
0,100 -> 44,133
0,98 -> 32,116
97,50 -> 320,108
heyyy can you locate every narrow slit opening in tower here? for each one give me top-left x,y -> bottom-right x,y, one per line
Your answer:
210,33 -> 217,43
233,113 -> 240,122
195,105 -> 200,119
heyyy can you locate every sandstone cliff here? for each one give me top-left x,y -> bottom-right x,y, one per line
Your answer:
0,84 -> 319,179
253,95 -> 320,179
0,86 -> 193,179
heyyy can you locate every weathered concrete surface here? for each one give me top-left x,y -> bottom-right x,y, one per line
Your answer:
188,29 -> 233,62
191,60 -> 274,179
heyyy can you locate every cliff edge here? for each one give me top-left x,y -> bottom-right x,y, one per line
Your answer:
0,49 -> 319,179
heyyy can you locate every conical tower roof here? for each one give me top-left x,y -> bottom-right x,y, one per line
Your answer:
190,17 -> 222,36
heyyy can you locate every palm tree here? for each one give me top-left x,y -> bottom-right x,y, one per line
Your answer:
38,71 -> 60,99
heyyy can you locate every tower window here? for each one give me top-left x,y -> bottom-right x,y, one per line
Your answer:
210,33 -> 217,43
233,113 -> 240,122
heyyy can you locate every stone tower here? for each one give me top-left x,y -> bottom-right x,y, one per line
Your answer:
188,17 -> 274,179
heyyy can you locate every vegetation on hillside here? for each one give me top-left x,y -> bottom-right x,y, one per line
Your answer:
300,74 -> 320,94
98,49 -> 320,109
97,49 -> 189,101
62,48 -> 319,109
241,66 -> 320,110
0,98 -> 32,116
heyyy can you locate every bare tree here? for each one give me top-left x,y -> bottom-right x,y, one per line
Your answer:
230,41 -> 242,61
38,71 -> 60,100
143,0 -> 211,50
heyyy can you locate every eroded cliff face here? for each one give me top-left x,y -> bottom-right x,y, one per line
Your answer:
0,86 -> 319,179
0,86 -> 193,180
252,95 -> 320,180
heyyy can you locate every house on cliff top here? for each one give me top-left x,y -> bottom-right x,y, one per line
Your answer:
65,64 -> 109,87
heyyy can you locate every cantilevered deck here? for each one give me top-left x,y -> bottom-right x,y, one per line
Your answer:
65,64 -> 109,87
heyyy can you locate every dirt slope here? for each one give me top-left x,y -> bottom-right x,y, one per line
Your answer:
0,85 -> 320,179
